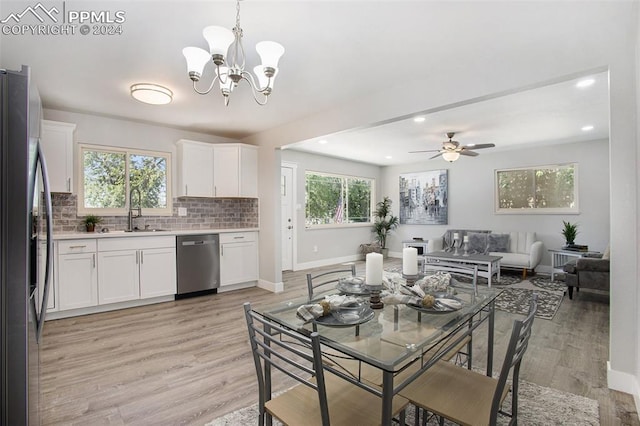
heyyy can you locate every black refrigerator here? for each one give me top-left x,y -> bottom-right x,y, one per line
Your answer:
1,65 -> 53,425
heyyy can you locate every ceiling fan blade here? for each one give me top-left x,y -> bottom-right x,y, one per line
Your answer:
409,149 -> 441,153
462,143 -> 495,150
459,150 -> 479,157
429,152 -> 444,160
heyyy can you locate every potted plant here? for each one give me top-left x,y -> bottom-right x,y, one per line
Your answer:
562,220 -> 578,246
83,214 -> 103,232
372,196 -> 399,257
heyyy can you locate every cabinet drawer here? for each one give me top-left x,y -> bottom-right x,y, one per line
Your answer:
98,236 -> 176,252
58,239 -> 97,254
220,232 -> 257,244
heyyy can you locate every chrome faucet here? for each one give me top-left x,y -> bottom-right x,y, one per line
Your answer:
127,188 -> 142,231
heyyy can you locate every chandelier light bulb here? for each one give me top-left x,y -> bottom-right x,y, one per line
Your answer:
182,47 -> 211,79
202,26 -> 235,58
256,41 -> 285,69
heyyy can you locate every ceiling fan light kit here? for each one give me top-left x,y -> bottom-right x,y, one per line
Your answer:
182,0 -> 285,106
410,132 -> 496,162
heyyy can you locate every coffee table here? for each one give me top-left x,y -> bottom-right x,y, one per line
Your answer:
424,251 -> 502,287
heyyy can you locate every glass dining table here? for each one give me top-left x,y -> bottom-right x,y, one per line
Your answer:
253,278 -> 503,425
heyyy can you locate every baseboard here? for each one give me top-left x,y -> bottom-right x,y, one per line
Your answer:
607,360 -> 640,414
257,278 -> 284,293
294,254 -> 362,271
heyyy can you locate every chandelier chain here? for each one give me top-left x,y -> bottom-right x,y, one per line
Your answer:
235,0 -> 241,30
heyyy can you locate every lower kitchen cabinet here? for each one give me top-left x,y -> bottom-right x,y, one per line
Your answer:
57,240 -> 98,310
54,236 -> 176,316
139,247 -> 177,298
97,249 -> 139,304
220,232 -> 258,287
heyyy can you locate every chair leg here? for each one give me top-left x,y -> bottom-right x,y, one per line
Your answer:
568,286 -> 573,299
522,268 -> 527,280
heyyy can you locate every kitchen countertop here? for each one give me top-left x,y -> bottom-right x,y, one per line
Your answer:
53,228 -> 259,240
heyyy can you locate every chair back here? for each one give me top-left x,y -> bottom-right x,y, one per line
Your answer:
243,302 -> 331,426
490,294 -> 538,424
306,264 -> 356,300
423,261 -> 478,295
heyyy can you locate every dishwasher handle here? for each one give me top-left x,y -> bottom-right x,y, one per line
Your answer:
181,239 -> 217,246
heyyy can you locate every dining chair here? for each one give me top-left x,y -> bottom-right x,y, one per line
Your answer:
243,302 -> 410,426
398,294 -> 538,426
306,263 -> 356,301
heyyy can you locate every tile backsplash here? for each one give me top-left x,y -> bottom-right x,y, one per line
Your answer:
52,193 -> 259,233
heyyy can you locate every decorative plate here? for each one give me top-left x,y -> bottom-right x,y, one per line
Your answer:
406,294 -> 464,314
337,276 -> 370,295
314,303 -> 375,327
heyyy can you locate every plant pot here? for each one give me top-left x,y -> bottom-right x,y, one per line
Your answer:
86,224 -> 95,232
381,248 -> 388,259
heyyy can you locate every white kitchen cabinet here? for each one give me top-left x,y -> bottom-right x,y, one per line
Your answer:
97,249 -> 139,304
176,140 -> 258,198
139,247 -> 177,298
176,139 -> 214,197
213,144 -> 258,198
57,240 -> 98,310
40,120 -> 76,193
220,232 -> 258,286
98,236 -> 177,303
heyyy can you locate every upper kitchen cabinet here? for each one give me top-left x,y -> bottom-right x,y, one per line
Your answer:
213,144 -> 258,198
40,120 -> 76,193
176,140 -> 258,198
176,139 -> 214,197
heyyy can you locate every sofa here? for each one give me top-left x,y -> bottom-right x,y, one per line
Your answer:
428,229 -> 543,278
563,247 -> 610,299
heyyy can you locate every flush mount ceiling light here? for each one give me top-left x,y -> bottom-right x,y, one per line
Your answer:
130,83 -> 173,105
182,0 -> 285,106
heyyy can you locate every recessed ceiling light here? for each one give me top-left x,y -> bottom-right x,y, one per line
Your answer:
318,139 -> 328,144
581,125 -> 594,131
413,117 -> 426,123
576,78 -> 595,88
130,83 -> 173,105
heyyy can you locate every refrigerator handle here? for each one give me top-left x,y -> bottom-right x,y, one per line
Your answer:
36,142 -> 53,342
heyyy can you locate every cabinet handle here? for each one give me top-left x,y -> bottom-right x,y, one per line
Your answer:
214,186 -> 217,197
92,253 -> 96,268
140,251 -> 144,264
69,245 -> 86,249
221,245 -> 224,256
233,236 -> 244,240
136,251 -> 139,264
67,177 -> 71,192
185,185 -> 188,196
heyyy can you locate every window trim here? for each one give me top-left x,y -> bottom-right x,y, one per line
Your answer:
494,163 -> 579,214
77,144 -> 173,216
305,170 -> 375,229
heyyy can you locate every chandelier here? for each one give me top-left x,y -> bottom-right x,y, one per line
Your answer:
182,0 -> 285,106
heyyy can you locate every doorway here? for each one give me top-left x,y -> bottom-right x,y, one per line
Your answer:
281,163 -> 296,271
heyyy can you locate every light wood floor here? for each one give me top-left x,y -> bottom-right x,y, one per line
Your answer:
41,259 -> 638,425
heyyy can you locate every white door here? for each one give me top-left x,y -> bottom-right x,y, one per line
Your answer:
281,165 -> 294,271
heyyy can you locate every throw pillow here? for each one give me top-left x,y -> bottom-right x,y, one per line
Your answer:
467,232 -> 489,254
602,244 -> 610,260
488,233 -> 510,253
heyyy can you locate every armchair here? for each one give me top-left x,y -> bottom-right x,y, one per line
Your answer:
563,254 -> 610,299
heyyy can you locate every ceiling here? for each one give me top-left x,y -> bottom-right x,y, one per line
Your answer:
0,1 -> 615,159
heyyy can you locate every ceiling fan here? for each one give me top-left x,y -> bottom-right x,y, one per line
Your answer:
410,132 -> 496,162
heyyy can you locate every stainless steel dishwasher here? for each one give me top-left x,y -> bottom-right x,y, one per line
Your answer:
176,234 -> 220,297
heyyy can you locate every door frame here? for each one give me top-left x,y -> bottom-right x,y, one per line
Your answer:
281,162 -> 297,271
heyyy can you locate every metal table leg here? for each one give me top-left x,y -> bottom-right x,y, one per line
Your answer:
382,369 -> 394,424
487,299 -> 495,377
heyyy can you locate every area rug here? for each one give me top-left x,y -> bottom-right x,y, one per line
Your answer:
207,379 -> 599,425
530,275 -> 568,292
495,284 -> 564,320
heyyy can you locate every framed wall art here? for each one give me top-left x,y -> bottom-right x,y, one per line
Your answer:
399,169 -> 448,225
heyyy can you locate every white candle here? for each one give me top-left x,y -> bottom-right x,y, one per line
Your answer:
365,252 -> 384,285
403,247 -> 418,276
463,236 -> 469,243
453,233 -> 460,240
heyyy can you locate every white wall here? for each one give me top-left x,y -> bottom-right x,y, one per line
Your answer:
381,139 -> 610,269
281,150 -> 382,268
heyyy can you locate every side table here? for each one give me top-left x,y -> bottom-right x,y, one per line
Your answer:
549,248 -> 601,281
